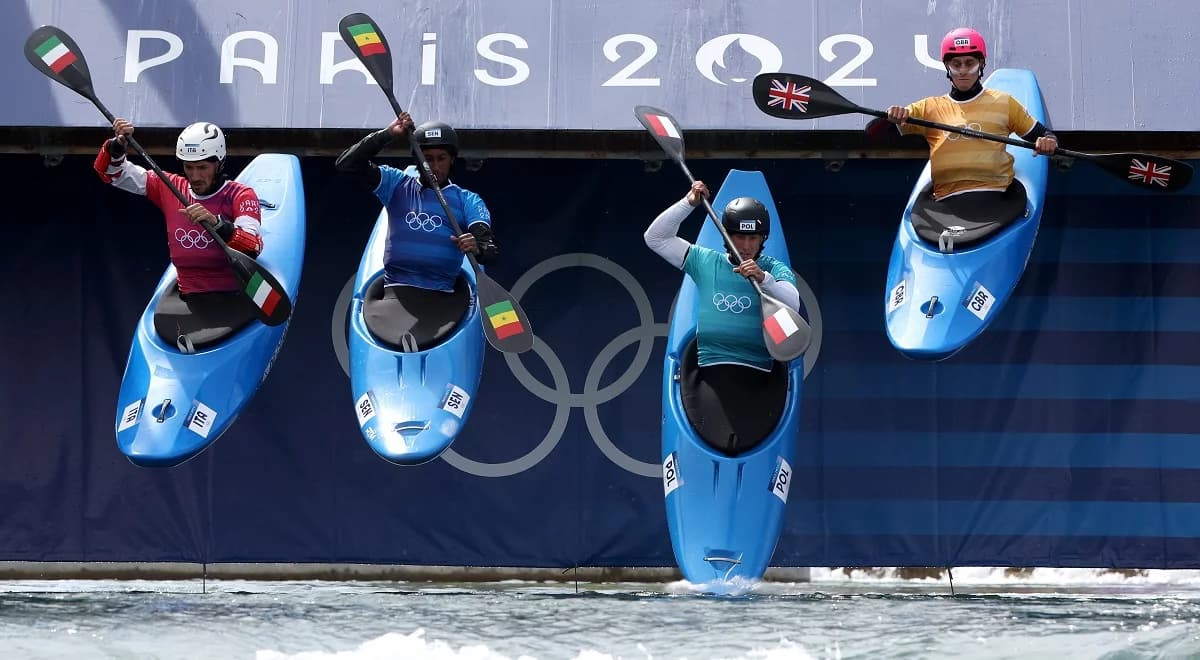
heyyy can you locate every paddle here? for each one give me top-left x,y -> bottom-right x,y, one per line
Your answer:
337,13 -> 533,354
633,105 -> 811,362
24,26 -> 291,326
752,72 -> 1194,193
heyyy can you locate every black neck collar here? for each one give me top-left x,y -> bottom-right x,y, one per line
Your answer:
949,80 -> 984,101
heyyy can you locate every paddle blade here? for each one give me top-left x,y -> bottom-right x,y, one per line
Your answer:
230,249 -> 291,327
633,105 -> 686,163
477,273 -> 534,354
752,72 -> 862,120
760,294 -> 810,362
338,13 -> 395,91
24,26 -> 97,101
1090,152 -> 1194,193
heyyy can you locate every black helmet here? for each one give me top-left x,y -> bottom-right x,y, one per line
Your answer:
413,121 -> 458,157
721,197 -> 770,237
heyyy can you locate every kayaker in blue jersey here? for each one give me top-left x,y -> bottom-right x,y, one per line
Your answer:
645,181 -> 801,453
336,112 -> 499,349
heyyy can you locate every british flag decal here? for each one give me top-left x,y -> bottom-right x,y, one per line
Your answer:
766,79 -> 811,113
1129,159 -> 1172,187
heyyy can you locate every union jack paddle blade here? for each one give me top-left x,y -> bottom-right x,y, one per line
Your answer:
1079,152 -> 1193,193
752,72 -> 862,120
1115,155 -> 1192,192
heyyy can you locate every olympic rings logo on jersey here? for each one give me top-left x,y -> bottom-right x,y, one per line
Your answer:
405,211 -> 443,232
712,293 -> 753,313
174,227 -> 214,249
945,122 -> 983,141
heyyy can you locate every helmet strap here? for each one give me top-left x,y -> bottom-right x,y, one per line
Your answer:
724,238 -> 766,263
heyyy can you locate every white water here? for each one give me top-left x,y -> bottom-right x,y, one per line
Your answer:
3,569 -> 1200,659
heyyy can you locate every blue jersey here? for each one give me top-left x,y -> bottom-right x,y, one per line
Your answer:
683,246 -> 796,370
376,165 -> 492,291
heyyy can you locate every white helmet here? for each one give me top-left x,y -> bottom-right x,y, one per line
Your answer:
176,122 -> 226,162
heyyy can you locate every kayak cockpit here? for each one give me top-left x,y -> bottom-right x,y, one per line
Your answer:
152,283 -> 256,353
363,274 -> 472,352
910,179 -> 1028,252
678,338 -> 789,457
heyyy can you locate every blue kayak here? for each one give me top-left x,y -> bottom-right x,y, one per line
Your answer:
661,169 -> 805,585
348,211 -> 485,465
114,154 -> 306,467
884,68 -> 1049,360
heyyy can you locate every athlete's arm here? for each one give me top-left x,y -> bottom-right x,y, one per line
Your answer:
221,187 -> 264,255
1020,121 -> 1057,155
643,197 -> 694,268
760,273 -> 801,311
1020,122 -> 1054,141
93,139 -> 149,194
466,222 -> 498,264
334,129 -> 392,191
335,114 -> 414,192
459,191 -> 498,263
1008,96 -> 1056,155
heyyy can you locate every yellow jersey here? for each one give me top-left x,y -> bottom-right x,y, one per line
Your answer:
901,89 -> 1038,199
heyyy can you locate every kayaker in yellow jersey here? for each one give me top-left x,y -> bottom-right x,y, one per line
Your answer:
869,27 -> 1057,202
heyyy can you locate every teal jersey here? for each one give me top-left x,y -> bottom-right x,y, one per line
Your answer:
683,245 -> 797,370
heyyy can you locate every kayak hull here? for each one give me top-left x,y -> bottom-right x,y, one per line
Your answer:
661,169 -> 804,584
348,210 -> 485,465
114,154 -> 306,467
884,69 -> 1050,360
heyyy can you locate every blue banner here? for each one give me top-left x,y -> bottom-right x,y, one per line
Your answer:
2,152 -> 1200,569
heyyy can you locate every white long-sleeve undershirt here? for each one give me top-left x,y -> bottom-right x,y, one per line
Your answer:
643,196 -> 801,312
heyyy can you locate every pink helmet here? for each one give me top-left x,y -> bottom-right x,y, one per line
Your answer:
940,27 -> 987,61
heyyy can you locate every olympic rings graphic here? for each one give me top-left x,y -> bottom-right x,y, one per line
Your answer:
174,227 -> 214,249
712,293 -> 753,313
405,211 -> 443,232
946,122 -> 983,141
331,252 -> 824,479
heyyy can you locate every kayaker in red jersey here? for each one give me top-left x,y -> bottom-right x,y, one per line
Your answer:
94,119 -> 264,295
94,119 -> 266,351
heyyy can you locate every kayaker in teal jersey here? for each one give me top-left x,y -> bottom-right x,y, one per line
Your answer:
645,181 -> 800,452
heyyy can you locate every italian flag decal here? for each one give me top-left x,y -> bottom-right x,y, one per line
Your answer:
485,300 -> 525,340
763,308 -> 799,344
346,22 -> 387,57
245,272 -> 282,316
643,112 -> 681,139
34,35 -> 77,74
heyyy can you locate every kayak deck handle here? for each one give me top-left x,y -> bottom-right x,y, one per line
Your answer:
155,398 -> 172,423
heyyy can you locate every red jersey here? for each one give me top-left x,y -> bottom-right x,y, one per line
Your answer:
95,147 -> 262,294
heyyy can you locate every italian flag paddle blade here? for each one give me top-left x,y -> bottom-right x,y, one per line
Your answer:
245,272 -> 283,316
32,34 -> 77,73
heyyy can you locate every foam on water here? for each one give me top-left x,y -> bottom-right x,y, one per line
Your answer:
809,567 -> 1200,587
4,576 -> 1200,659
255,630 -> 819,660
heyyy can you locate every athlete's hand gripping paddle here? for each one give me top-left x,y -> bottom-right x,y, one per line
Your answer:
633,105 -> 811,362
24,25 -> 291,326
337,13 -> 533,354
752,72 -> 1193,193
